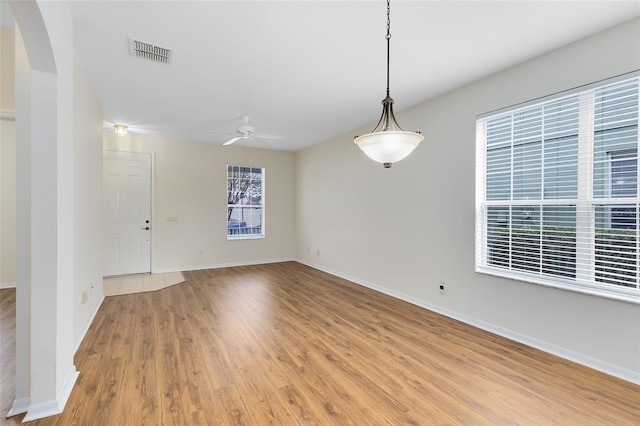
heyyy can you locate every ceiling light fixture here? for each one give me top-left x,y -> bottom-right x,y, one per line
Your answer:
354,0 -> 423,168
114,124 -> 128,136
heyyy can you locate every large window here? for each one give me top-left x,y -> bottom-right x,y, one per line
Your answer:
227,165 -> 264,239
476,75 -> 639,303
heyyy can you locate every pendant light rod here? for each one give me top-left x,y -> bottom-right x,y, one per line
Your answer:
386,0 -> 391,96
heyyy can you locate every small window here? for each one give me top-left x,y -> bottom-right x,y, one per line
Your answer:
227,165 -> 264,239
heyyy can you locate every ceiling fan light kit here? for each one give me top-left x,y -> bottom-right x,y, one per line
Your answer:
354,0 -> 423,168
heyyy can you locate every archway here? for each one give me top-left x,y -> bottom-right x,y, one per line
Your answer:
6,0 -> 77,421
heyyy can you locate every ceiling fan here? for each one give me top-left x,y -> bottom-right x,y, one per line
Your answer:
205,115 -> 280,146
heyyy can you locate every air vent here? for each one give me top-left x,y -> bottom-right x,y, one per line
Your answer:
128,38 -> 173,64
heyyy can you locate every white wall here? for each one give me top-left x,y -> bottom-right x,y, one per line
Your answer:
11,22 -> 30,415
103,134 -> 296,273
73,55 -> 103,349
37,1 -> 76,407
296,18 -> 640,383
0,119 -> 15,288
1,26 -> 16,288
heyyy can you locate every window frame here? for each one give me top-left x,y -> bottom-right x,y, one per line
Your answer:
607,149 -> 638,229
226,164 -> 265,240
476,72 -> 640,304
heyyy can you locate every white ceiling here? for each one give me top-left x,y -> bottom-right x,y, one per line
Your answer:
11,1 -> 640,150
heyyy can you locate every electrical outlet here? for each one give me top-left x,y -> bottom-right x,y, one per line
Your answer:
81,291 -> 88,304
316,249 -> 320,256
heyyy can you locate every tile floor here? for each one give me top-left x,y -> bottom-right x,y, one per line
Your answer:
103,271 -> 185,296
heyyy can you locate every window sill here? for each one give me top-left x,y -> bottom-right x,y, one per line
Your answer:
476,267 -> 640,305
227,235 -> 265,241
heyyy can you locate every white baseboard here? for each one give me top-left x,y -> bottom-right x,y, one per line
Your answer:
22,368 -> 79,422
74,295 -> 105,354
22,401 -> 61,423
6,397 -> 29,418
296,259 -> 640,386
0,281 -> 16,289
152,257 -> 295,274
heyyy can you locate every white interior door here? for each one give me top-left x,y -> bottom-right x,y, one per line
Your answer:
103,151 -> 151,276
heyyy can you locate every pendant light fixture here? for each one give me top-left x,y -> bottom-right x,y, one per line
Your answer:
354,0 -> 423,168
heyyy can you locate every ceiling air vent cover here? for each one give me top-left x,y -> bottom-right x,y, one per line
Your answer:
129,38 -> 173,64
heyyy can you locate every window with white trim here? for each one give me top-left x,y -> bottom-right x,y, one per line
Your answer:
476,74 -> 639,303
227,165 -> 264,239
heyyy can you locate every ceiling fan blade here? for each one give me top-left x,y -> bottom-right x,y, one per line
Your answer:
223,136 -> 243,146
254,133 -> 282,140
203,132 -> 239,135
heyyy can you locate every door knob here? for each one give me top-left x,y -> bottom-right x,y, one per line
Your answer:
142,226 -> 150,230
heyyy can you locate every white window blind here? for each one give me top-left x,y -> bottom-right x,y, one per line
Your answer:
476,74 -> 639,303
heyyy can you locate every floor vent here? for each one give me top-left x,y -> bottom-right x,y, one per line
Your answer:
129,38 -> 173,64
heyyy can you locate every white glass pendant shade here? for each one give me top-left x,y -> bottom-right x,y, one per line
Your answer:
355,130 -> 423,166
354,94 -> 423,168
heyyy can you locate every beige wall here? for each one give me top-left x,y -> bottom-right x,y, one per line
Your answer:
103,134 -> 296,272
296,18 -> 640,382
1,26 -> 15,111
73,55 -> 104,347
1,26 -> 16,288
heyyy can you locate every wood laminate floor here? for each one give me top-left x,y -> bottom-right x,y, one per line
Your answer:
1,262 -> 639,425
